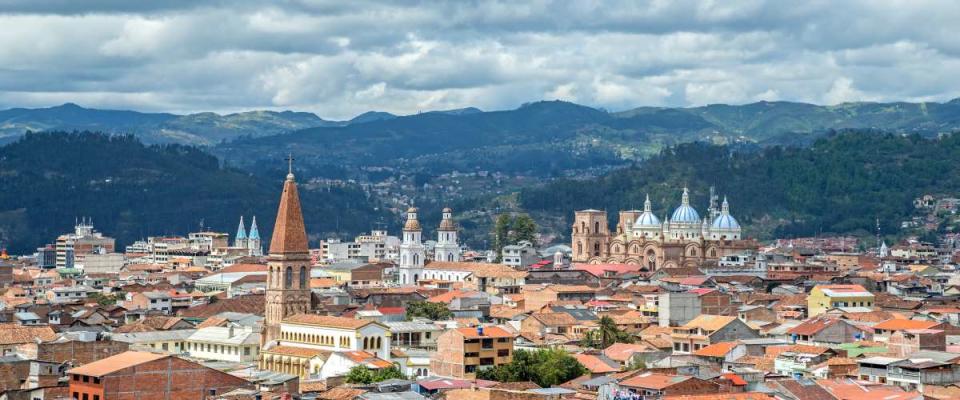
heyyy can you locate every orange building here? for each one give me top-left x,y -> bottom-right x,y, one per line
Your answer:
430,326 -> 515,379
67,351 -> 252,400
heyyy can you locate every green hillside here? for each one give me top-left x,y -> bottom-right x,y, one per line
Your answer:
0,132 -> 390,254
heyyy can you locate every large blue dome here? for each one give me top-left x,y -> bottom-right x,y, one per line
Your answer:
671,205 -> 700,223
712,214 -> 740,229
633,212 -> 661,229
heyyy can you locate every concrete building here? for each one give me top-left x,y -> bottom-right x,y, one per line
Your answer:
430,326 -> 514,379
671,315 -> 760,354
501,241 -> 539,268
55,220 -> 115,269
807,284 -> 875,316
185,325 -> 260,362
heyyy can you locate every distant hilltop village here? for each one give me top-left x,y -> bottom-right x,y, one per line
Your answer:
572,187 -> 756,268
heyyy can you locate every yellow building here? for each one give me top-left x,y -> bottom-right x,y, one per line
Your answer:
807,284 -> 875,316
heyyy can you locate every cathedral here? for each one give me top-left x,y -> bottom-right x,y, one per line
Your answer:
233,216 -> 263,256
571,187 -> 756,268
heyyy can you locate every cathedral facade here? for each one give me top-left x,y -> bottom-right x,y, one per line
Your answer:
571,188 -> 756,268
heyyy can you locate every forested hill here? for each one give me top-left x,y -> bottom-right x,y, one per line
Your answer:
519,131 -> 960,241
219,98 -> 960,177
0,132 -> 389,254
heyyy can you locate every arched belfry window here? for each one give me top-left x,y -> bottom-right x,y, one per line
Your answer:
285,266 -> 292,289
300,266 -> 307,289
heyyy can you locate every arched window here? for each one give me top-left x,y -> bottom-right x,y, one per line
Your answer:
594,222 -> 600,233
284,267 -> 292,289
447,253 -> 453,261
710,249 -> 717,257
300,266 -> 307,289
413,254 -> 419,265
414,274 -> 419,283
594,243 -> 600,256
577,242 -> 583,255
401,254 -> 407,265
376,337 -> 382,349
363,338 -> 369,349
581,221 -> 586,233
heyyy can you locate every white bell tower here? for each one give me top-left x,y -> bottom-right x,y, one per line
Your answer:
398,207 -> 425,285
435,207 -> 461,262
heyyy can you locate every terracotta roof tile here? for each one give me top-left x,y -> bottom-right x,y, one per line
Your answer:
263,345 -> 331,358
693,342 -> 738,357
269,175 -> 309,254
620,373 -> 693,390
284,314 -> 374,329
456,326 -> 514,338
67,351 -> 168,377
0,324 -> 57,344
873,319 -> 940,331
574,353 -> 619,373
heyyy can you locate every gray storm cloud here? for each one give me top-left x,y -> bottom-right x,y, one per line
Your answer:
1,0 -> 958,119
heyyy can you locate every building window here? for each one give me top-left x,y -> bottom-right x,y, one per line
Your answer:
285,267 -> 293,289
497,349 -> 510,357
82,394 -> 88,400
93,377 -> 100,384
82,376 -> 89,383
245,347 -> 251,356
93,396 -> 100,400
300,266 -> 307,289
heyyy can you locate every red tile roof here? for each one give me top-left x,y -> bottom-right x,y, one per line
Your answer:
693,342 -> 738,358
67,351 -> 168,377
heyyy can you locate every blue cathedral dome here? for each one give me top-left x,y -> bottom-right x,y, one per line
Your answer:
633,212 -> 661,228
633,194 -> 661,229
712,214 -> 740,229
711,196 -> 740,230
670,188 -> 700,223
671,205 -> 700,223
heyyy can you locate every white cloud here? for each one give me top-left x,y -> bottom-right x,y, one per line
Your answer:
0,1 -> 958,119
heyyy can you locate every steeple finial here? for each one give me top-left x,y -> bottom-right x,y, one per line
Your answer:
644,194 -> 652,213
286,153 -> 295,181
721,196 -> 729,214
681,187 -> 690,206
270,168 -> 309,254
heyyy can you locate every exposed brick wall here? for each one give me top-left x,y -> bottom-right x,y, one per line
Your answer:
430,330 -> 466,378
79,356 -> 253,400
36,340 -> 130,366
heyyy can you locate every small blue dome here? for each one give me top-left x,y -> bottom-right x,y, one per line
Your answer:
712,214 -> 740,230
671,205 -> 700,223
632,212 -> 661,229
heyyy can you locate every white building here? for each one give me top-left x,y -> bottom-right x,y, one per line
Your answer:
398,207 -> 425,285
185,325 -> 260,362
434,208 -> 461,263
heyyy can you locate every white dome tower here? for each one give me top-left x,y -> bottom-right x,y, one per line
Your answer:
632,194 -> 662,240
669,187 -> 702,240
398,207 -> 425,285
435,207 -> 461,262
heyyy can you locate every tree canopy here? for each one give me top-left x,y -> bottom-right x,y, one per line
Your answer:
476,348 -> 587,387
405,301 -> 453,321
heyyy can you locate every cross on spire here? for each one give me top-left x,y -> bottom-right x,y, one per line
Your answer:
286,153 -> 295,181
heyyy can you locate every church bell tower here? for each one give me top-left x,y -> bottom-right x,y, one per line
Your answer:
262,161 -> 312,348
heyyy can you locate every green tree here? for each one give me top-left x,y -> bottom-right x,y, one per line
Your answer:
346,365 -> 407,384
345,365 -> 375,384
405,301 -> 453,321
580,316 -> 634,349
476,348 -> 587,387
491,213 -> 539,262
373,365 -> 407,382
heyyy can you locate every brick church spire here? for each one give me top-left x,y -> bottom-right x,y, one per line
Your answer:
261,157 -> 312,349
268,170 -> 309,254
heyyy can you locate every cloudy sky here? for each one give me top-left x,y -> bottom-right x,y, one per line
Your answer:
1,0 -> 959,119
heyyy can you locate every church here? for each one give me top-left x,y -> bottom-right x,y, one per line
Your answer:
571,187 -> 757,268
258,166 -> 392,379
